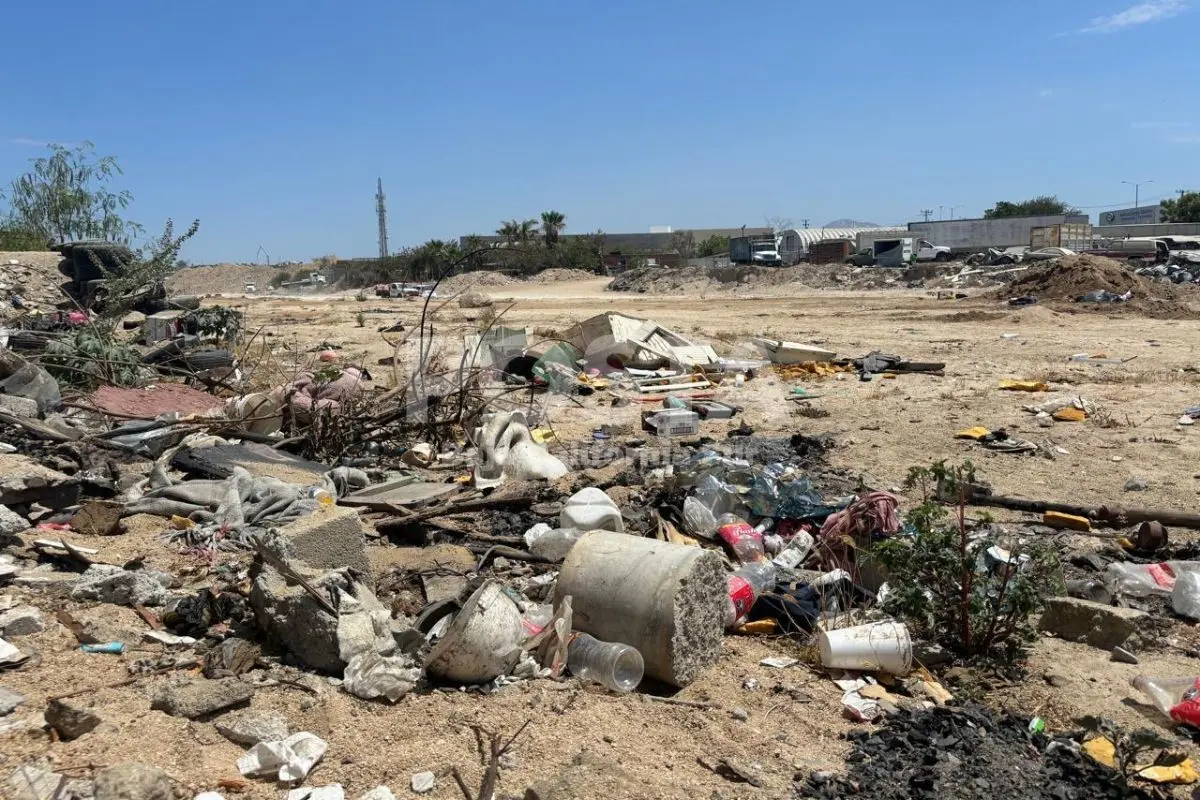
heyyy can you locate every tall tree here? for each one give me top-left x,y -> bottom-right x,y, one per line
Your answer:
983,195 -> 1080,219
496,220 -> 522,245
518,218 -> 539,245
540,210 -> 566,247
696,234 -> 729,257
0,141 -> 142,243
1160,191 -> 1200,223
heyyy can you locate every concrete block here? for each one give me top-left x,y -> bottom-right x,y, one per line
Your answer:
0,605 -> 43,637
0,395 -> 38,418
151,677 -> 254,719
0,456 -> 80,509
93,764 -> 173,800
554,532 -> 727,687
1039,596 -> 1147,650
70,565 -> 171,607
214,709 -> 290,746
277,505 -> 370,579
0,505 -> 29,537
45,696 -> 102,740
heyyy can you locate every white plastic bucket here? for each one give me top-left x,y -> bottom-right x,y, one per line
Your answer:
818,621 -> 912,675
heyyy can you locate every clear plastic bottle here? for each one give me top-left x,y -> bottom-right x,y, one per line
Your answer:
1132,675 -> 1200,727
725,561 -> 778,628
773,530 -> 815,570
567,633 -> 644,692
716,513 -> 765,563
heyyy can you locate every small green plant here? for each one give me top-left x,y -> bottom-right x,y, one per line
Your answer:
355,310 -> 366,327
44,327 -> 151,389
190,306 -> 241,344
875,461 -> 1062,664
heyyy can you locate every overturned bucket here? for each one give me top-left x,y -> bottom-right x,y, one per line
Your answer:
818,621 -> 912,675
425,580 -> 523,684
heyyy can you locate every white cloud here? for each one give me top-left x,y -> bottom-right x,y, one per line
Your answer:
1037,88 -> 1056,98
1079,0 -> 1188,33
2,137 -> 77,148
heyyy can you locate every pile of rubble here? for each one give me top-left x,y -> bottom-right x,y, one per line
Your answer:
999,255 -> 1197,318
3,296 -> 1200,799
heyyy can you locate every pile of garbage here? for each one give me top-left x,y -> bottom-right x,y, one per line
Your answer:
4,297 -> 1200,798
1000,255 -> 1196,317
1135,254 -> 1200,286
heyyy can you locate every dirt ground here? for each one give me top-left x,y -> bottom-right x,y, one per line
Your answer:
4,277 -> 1200,799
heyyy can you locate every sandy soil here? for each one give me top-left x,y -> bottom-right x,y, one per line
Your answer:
3,278 -> 1200,798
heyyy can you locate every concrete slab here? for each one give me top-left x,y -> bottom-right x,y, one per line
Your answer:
277,504 -> 371,578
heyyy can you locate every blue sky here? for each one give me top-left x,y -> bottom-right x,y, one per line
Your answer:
2,0 -> 1197,263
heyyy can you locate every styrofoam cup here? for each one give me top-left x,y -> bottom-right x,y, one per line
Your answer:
818,621 -> 912,675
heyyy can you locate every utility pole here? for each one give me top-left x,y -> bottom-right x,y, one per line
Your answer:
376,178 -> 389,259
920,209 -> 933,222
949,205 -> 964,220
1121,179 -> 1153,209
938,205 -> 944,220
1179,189 -> 1190,198
800,219 -> 809,229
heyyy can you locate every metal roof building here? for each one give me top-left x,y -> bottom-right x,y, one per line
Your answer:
778,227 -> 905,263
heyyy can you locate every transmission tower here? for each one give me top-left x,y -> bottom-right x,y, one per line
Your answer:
919,209 -> 933,222
376,178 -> 389,259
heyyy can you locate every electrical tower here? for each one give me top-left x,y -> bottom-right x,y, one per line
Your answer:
376,178 -> 389,259
920,209 -> 933,222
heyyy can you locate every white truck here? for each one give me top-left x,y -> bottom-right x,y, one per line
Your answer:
859,237 -> 952,267
729,235 -> 782,266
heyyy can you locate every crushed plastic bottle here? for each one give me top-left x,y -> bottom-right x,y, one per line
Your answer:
773,530 -> 815,570
1132,675 -> 1200,727
567,633 -> 644,692
1105,561 -> 1200,598
725,561 -> 778,628
716,514 -> 765,563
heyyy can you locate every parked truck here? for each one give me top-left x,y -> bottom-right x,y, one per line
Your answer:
869,237 -> 953,267
729,235 -> 782,266
1029,223 -> 1092,252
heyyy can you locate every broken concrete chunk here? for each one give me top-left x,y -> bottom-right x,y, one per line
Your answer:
0,363 -> 61,413
70,565 -> 171,607
8,765 -> 66,800
287,787 -> 343,800
70,501 -> 124,537
0,636 -> 24,666
213,709 -> 290,747
411,772 -> 435,794
0,685 -> 24,715
92,764 -> 173,800
0,395 -> 39,418
1039,596 -> 1147,650
0,457 -> 80,509
0,505 -> 30,537
276,504 -> 371,578
45,696 -> 103,740
151,677 -> 254,719
0,606 -> 44,637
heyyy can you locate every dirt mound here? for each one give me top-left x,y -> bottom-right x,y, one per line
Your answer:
802,704 -> 1159,799
0,251 -> 68,309
440,271 -> 516,292
166,264 -> 279,295
526,268 -> 597,283
1000,255 -> 1197,319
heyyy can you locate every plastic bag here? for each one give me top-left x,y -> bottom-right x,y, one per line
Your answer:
1106,562 -> 1200,598
1132,676 -> 1200,727
237,731 -> 327,782
1173,572 -> 1200,620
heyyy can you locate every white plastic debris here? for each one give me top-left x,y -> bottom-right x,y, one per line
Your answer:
287,787 -> 344,800
0,637 -> 24,666
411,772 -> 435,794
760,656 -> 798,669
342,652 -> 421,703
144,631 -> 197,647
237,732 -> 327,783
194,793 -> 226,800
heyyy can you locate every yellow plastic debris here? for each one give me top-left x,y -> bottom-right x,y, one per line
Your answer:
1084,736 -> 1198,785
170,515 -> 195,530
736,619 -> 778,635
531,428 -> 557,444
955,427 -> 991,440
1043,511 -> 1091,532
998,379 -> 1049,392
1053,407 -> 1088,422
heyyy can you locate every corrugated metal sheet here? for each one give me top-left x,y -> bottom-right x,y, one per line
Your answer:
779,228 -> 897,252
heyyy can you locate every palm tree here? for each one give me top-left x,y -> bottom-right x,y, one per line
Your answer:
540,210 -> 566,247
496,220 -> 522,245
518,218 -> 539,245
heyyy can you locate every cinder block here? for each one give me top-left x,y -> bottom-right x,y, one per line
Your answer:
277,504 -> 371,579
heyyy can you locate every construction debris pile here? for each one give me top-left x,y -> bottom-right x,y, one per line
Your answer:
998,254 -> 1197,318
3,288 -> 1200,799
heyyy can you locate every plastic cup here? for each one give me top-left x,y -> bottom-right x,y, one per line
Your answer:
818,621 -> 912,675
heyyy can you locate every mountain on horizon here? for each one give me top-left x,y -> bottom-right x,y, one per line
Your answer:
823,218 -> 882,228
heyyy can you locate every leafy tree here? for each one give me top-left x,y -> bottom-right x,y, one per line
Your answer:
0,142 -> 142,243
983,195 -> 1080,219
1160,191 -> 1200,223
696,234 -> 729,257
540,210 -> 566,247
496,220 -> 522,245
670,230 -> 696,259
